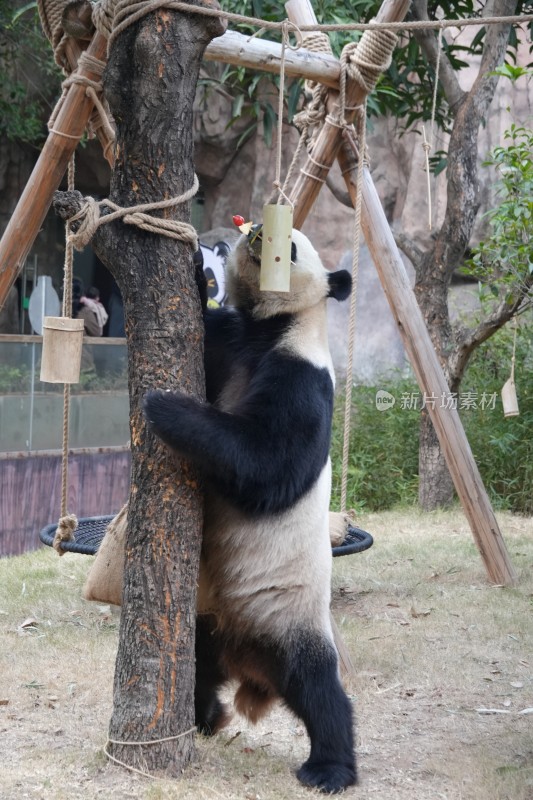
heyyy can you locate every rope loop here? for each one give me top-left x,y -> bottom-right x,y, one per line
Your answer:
341,25 -> 398,98
67,175 -> 200,251
47,51 -> 116,152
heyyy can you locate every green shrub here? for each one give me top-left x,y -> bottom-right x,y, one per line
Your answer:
331,377 -> 420,512
331,322 -> 533,514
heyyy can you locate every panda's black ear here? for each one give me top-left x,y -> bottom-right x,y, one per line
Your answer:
328,270 -> 352,301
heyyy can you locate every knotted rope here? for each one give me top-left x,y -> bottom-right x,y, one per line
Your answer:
104,727 -> 197,779
67,175 -> 200,252
52,154 -> 78,556
293,32 -> 332,147
37,0 -> 71,72
47,51 -> 116,160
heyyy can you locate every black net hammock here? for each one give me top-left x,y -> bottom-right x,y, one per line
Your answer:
40,515 -> 373,557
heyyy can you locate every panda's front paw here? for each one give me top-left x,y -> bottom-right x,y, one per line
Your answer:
144,390 -> 202,451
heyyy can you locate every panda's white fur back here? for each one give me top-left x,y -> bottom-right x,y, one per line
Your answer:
200,460 -> 333,643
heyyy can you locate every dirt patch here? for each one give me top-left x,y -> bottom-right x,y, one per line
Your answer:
1,509 -> 532,799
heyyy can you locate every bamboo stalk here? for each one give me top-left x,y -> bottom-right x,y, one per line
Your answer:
0,31 -> 110,311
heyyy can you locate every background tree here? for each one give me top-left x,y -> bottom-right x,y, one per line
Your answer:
398,0 -> 532,509
199,0 -> 531,509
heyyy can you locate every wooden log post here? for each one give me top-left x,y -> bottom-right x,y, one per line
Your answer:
0,17 -> 112,311
286,0 -> 411,226
204,28 -> 340,89
286,0 -> 516,586
359,166 -> 516,585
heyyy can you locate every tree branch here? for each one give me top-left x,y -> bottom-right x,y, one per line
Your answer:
450,278 -> 532,384
325,174 -> 352,209
410,0 -> 465,114
433,0 -> 518,283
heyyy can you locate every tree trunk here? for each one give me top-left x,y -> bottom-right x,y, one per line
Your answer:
411,1 -> 518,510
88,6 -> 224,775
413,248 -> 456,509
418,408 -> 455,510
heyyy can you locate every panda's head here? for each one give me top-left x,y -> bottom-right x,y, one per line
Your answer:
225,228 -> 351,319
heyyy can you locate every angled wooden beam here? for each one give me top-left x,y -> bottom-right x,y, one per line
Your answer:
286,0 -> 516,586
0,23 -> 112,311
356,160 -> 517,586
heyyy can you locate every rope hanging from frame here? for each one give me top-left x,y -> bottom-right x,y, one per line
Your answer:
52,154 -> 79,556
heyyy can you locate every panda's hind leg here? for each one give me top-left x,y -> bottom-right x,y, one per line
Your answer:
195,614 -> 232,735
282,629 -> 357,794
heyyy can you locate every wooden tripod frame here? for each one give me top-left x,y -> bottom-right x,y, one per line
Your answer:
0,0 -> 516,590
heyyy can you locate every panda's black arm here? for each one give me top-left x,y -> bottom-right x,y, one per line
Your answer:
144,357 -> 333,515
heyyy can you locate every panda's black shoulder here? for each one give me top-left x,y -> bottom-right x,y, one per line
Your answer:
204,307 -> 245,403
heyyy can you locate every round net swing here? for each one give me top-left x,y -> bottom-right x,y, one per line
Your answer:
39,515 -> 373,557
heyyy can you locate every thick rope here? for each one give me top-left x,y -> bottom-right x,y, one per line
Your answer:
53,154 -> 78,556
37,0 -> 70,72
90,0 -> 533,39
104,727 -> 196,779
67,175 -> 200,251
342,26 -> 398,98
340,109 -> 367,513
47,51 -> 116,158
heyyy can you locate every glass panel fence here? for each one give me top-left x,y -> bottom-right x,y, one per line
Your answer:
0,336 -> 129,452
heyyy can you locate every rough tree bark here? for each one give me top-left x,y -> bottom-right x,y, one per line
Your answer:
57,4 -> 224,775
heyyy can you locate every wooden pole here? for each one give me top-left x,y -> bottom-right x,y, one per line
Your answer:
285,0 -> 516,586
205,29 -> 340,89
287,0 -> 411,227
357,167 -> 517,585
0,30 -> 111,311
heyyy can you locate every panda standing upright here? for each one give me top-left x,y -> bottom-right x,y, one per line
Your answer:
144,226 -> 356,793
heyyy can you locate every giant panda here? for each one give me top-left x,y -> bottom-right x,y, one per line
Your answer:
144,226 -> 356,793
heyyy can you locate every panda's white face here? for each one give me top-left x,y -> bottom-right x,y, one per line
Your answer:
225,228 -> 330,319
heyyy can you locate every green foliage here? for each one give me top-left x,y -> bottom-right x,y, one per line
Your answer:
0,362 -> 128,394
331,323 -> 533,514
461,321 -> 533,515
215,0 -> 532,150
0,0 -> 59,145
463,121 -> 533,299
330,377 -> 420,512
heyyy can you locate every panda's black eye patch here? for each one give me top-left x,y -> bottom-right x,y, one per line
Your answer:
291,241 -> 297,263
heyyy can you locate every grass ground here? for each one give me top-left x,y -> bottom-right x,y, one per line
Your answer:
0,508 -> 532,800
